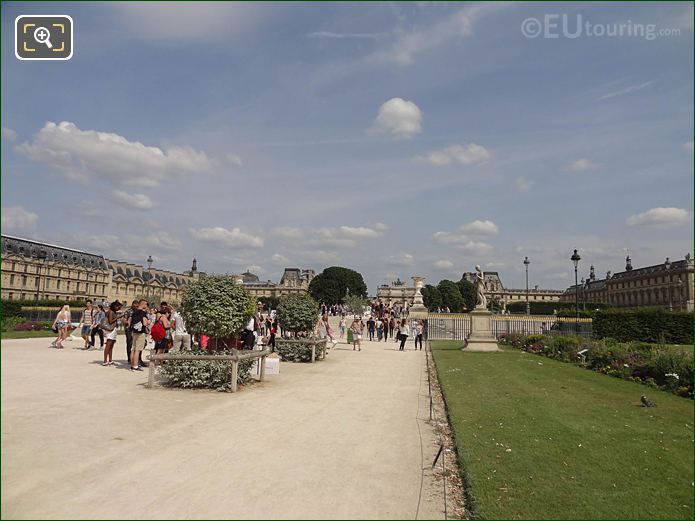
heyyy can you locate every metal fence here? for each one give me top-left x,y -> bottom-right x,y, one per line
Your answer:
425,314 -> 593,340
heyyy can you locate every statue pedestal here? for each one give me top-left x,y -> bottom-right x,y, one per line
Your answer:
463,310 -> 501,352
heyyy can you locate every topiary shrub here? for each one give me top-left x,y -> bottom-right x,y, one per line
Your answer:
277,293 -> 319,336
159,350 -> 255,391
181,275 -> 253,339
275,338 -> 328,363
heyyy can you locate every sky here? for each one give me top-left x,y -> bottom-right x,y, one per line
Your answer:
2,1 -> 693,294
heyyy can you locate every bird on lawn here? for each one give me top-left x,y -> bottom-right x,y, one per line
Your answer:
640,395 -> 656,408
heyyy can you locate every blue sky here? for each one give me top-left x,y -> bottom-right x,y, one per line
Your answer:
2,1 -> 693,293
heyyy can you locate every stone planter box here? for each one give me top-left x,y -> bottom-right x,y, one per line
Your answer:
275,337 -> 327,363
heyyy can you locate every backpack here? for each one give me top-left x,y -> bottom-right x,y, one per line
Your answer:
151,320 -> 166,342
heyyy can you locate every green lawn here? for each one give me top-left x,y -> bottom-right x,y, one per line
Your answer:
1,330 -> 59,340
432,341 -> 694,520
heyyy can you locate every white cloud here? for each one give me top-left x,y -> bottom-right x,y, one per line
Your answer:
371,3 -> 505,65
626,207 -> 691,229
423,143 -> 490,166
516,177 -> 533,192
486,262 -> 506,269
272,224 -> 385,249
684,141 -> 693,153
434,260 -> 455,270
567,158 -> 600,172
374,222 -> 389,231
112,190 -> 154,210
307,31 -> 386,39
433,231 -> 469,245
457,241 -> 493,255
109,3 -> 268,42
191,227 -> 264,248
1,205 -> 38,231
370,98 -> 423,139
226,154 -> 243,166
386,253 -> 415,267
69,230 -> 182,265
271,253 -> 289,265
460,219 -> 499,236
2,127 -> 17,141
599,80 -> 656,100
16,121 -> 214,188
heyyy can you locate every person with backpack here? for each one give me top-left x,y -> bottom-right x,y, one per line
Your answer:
90,304 -> 106,350
151,307 -> 171,364
101,301 -> 122,366
129,299 -> 150,371
79,299 -> 96,349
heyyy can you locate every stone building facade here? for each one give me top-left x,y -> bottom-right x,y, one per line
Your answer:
1,235 -> 111,302
107,258 -> 202,304
376,279 -> 417,306
233,268 -> 315,299
560,254 -> 695,311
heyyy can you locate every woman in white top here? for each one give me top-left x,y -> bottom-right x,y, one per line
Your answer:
339,316 -> 346,338
51,305 -> 71,349
398,318 -> 410,351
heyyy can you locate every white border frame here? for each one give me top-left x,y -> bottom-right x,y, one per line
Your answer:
15,15 -> 74,61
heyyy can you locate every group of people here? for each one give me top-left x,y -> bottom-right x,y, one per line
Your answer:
320,313 -> 424,352
52,299 -> 191,371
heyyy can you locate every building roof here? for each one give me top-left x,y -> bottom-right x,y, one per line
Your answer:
610,259 -> 689,280
1,234 -> 107,269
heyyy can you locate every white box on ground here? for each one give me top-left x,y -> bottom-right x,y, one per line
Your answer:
251,356 -> 280,375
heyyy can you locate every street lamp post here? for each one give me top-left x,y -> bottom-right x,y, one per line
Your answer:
35,251 -> 47,301
664,257 -> 673,311
523,256 -> 530,315
571,249 -> 581,333
147,255 -> 154,271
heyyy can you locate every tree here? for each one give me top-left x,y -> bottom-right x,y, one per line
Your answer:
257,296 -> 280,312
180,276 -> 253,338
344,294 -> 368,317
421,284 -> 442,311
457,278 -> 477,312
277,293 -> 319,336
437,280 -> 465,312
308,266 -> 368,304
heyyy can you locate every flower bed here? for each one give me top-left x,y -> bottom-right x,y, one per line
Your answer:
498,333 -> 693,398
275,337 -> 327,363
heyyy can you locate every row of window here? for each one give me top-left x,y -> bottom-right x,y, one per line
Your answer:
6,274 -> 103,294
4,262 -> 107,282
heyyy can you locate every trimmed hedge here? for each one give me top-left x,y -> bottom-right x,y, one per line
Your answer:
275,337 -> 327,363
1,300 -> 23,318
159,350 -> 255,391
593,309 -> 693,344
506,300 -> 609,315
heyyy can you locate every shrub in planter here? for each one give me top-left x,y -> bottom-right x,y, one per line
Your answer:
181,275 -> 253,339
277,293 -> 319,336
275,338 -> 328,363
160,350 -> 255,391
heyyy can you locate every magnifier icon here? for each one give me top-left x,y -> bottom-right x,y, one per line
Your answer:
33,26 -> 53,49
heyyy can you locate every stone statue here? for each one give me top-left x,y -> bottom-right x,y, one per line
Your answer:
474,265 -> 487,309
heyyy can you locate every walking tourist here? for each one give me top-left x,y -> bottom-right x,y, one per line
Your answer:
170,305 -> 191,351
129,299 -> 150,371
79,300 -> 96,349
101,301 -> 122,366
90,304 -> 106,349
350,318 -> 362,351
51,304 -> 71,349
415,320 -> 424,350
367,316 -> 376,341
339,316 -> 346,338
152,307 -> 171,363
389,316 -> 396,341
398,319 -> 410,351
376,317 -> 383,341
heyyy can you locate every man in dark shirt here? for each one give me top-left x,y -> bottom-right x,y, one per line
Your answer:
367,316 -> 376,341
129,299 -> 150,371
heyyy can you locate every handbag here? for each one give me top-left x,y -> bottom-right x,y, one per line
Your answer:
99,317 -> 116,332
